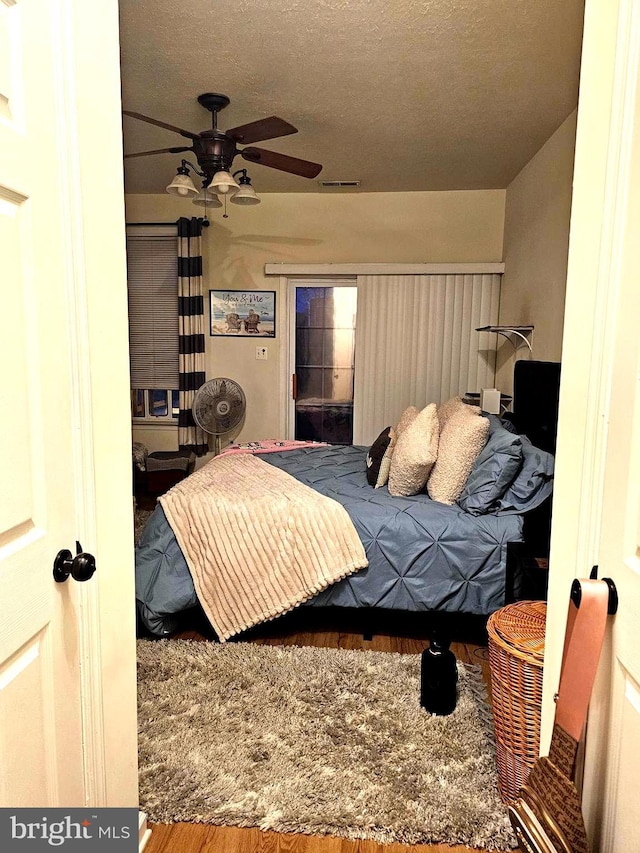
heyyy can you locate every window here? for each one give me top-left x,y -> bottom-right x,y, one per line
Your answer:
126,225 -> 179,424
131,389 -> 180,422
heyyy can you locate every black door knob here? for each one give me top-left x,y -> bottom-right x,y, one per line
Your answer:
53,541 -> 97,583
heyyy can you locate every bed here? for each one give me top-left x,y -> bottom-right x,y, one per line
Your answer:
135,364 -> 558,639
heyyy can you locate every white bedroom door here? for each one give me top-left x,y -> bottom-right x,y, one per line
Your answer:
543,0 -> 640,848
0,0 -> 137,807
578,0 -> 640,841
583,287 -> 640,846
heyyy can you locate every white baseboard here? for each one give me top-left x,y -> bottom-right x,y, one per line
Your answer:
139,811 -> 152,853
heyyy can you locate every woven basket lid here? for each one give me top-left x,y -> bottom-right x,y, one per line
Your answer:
487,600 -> 546,665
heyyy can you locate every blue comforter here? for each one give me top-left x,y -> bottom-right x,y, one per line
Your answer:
135,446 -> 524,636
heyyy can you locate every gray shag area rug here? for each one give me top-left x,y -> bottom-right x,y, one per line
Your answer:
137,640 -> 516,849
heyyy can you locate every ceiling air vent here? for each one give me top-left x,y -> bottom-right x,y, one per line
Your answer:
318,180 -> 361,188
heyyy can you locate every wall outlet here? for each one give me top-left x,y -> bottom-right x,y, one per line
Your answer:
255,346 -> 268,361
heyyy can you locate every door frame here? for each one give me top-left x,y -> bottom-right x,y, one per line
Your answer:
56,0 -> 139,807
283,277 -> 357,439
541,0 -> 640,834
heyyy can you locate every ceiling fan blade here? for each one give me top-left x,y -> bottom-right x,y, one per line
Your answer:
124,146 -> 193,159
241,147 -> 322,178
226,116 -> 298,144
123,110 -> 199,140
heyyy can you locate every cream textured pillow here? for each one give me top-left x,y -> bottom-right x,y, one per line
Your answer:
395,405 -> 419,436
428,407 -> 490,505
375,427 -> 397,488
436,396 -> 465,430
388,404 -> 439,497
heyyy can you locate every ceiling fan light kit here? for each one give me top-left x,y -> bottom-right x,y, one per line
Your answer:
124,92 -> 323,216
230,170 -> 260,205
209,169 -> 240,195
166,165 -> 199,197
192,186 -> 223,208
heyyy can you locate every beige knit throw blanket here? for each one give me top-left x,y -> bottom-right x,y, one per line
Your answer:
159,454 -> 368,641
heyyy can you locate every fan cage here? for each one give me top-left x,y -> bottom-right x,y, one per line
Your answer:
192,378 -> 246,439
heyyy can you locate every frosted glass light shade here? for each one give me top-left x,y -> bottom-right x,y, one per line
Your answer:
230,184 -> 261,205
192,188 -> 222,208
209,170 -> 240,195
166,172 -> 198,197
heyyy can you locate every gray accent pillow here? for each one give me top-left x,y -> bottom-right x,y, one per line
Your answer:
498,415 -> 519,434
497,436 -> 555,514
482,413 -> 517,434
457,422 -> 523,515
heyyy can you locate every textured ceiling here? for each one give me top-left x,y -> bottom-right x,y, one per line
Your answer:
119,0 -> 585,194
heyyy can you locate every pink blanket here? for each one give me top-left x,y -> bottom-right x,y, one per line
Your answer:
220,439 -> 328,456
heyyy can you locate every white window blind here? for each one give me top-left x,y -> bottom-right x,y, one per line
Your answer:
126,227 -> 179,390
353,273 -> 501,445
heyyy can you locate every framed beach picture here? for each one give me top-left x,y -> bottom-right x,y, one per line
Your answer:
210,289 -> 276,337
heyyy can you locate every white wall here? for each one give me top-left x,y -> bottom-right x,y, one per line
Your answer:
126,190 -> 506,449
496,111 -> 578,393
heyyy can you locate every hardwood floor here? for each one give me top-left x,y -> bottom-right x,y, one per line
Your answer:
143,822 -> 492,853
143,613 -> 496,853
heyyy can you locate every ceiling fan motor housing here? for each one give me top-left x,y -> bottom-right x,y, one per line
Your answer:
193,133 -> 238,178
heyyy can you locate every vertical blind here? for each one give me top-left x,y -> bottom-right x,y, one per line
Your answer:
352,273 -> 501,445
126,227 -> 179,390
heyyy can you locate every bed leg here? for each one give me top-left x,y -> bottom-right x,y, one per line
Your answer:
362,609 -> 374,641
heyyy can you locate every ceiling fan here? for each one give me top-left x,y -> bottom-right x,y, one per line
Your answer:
123,92 -> 323,182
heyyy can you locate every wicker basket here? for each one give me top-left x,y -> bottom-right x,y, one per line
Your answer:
487,599 -> 546,805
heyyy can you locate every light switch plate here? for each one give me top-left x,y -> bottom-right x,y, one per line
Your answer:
255,346 -> 268,361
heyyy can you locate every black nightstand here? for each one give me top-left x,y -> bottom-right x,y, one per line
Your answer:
145,450 -> 196,496
506,542 -> 549,602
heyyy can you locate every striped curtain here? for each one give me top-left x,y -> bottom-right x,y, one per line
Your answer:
177,217 -> 208,455
352,273 -> 501,445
